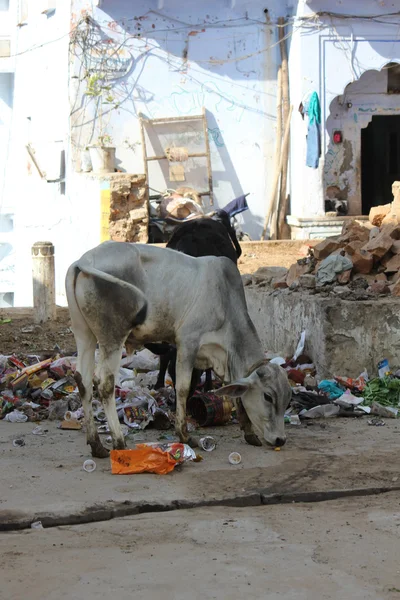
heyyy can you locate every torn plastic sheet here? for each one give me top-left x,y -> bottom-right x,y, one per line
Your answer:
293,331 -> 306,362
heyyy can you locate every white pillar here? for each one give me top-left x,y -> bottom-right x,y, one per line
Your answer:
31,241 -> 56,323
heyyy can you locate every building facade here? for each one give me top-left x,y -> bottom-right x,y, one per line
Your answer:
1,0 -> 400,305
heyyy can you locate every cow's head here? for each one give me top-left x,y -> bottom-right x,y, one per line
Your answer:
215,360 -> 291,447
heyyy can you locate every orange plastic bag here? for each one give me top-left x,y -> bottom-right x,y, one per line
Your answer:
111,443 -> 185,475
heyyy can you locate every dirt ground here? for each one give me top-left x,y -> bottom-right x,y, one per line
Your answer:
236,239 -> 321,273
2,495 -> 400,600
0,308 -> 74,356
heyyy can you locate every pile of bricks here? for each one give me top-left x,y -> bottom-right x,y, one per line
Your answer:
280,181 -> 400,296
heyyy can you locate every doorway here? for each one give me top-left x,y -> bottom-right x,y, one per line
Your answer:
362,115 -> 400,213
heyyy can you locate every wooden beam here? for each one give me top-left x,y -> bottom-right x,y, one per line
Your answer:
277,17 -> 291,239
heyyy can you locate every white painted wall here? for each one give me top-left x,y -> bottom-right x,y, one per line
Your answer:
70,0 -> 287,239
289,0 -> 400,218
3,0 -> 400,307
0,1 -> 102,308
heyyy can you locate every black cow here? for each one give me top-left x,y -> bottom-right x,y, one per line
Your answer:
145,216 -> 241,397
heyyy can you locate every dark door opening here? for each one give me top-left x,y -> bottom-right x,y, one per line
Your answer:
361,115 -> 400,214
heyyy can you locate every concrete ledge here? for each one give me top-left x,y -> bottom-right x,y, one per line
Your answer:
245,289 -> 400,377
2,486 -> 399,531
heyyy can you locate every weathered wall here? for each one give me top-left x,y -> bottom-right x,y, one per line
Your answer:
325,69 -> 400,215
245,287 -> 400,378
289,0 -> 400,220
70,0 -> 289,240
108,174 -> 148,243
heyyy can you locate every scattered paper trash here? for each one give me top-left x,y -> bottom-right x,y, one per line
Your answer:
4,410 -> 28,423
59,419 -> 82,430
270,357 -> 286,366
293,331 -> 306,362
64,408 -> 84,421
199,436 -> 216,452
31,426 -> 46,435
368,417 -> 385,427
370,401 -> 398,419
31,521 -> 43,530
302,404 -> 340,419
334,390 -> 365,409
228,452 -> 242,465
378,359 -> 390,379
12,438 -> 25,447
83,459 -> 97,473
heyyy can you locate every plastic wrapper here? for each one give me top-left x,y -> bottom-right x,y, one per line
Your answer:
334,371 -> 368,392
120,349 -> 159,372
4,409 -> 28,423
370,401 -> 398,419
301,404 -> 340,419
49,357 -> 77,379
334,389 -> 365,407
378,359 -> 390,379
110,442 -> 196,475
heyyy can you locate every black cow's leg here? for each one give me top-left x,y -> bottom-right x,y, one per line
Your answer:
155,353 -> 170,389
188,368 -> 202,400
204,369 -> 213,392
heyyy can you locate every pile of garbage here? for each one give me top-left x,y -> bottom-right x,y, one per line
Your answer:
2,334 -> 398,438
245,192 -> 400,299
274,336 -> 400,424
0,349 -> 177,430
0,348 -> 234,437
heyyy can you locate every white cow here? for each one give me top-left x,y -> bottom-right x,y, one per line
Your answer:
65,242 -> 291,458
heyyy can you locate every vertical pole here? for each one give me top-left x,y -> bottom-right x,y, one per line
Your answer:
277,17 -> 291,239
31,242 -> 56,324
269,66 -> 283,240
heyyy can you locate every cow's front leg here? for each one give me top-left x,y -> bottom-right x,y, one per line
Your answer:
97,345 -> 125,451
236,399 -> 262,447
175,348 -> 197,445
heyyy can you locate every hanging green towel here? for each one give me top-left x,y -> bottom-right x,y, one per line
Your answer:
308,91 -> 321,126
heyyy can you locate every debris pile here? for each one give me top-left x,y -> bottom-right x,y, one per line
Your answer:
0,349 -> 177,431
244,187 -> 400,299
0,354 -> 79,423
0,348 -> 234,437
273,335 -> 400,424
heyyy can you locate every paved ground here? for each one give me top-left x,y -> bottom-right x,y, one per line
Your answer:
2,493 -> 400,600
1,416 -> 400,528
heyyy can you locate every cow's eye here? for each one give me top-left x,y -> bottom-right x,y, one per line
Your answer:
263,393 -> 273,404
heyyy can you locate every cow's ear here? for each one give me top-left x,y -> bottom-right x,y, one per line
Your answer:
214,382 -> 249,398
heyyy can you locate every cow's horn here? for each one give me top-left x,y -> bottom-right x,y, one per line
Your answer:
245,358 -> 269,378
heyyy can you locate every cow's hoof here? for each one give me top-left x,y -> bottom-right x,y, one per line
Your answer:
244,433 -> 262,447
187,435 -> 199,448
90,440 -> 110,458
114,440 -> 125,451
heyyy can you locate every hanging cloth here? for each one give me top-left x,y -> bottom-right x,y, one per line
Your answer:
306,92 -> 321,169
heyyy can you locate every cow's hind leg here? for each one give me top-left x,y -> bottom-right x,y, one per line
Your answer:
74,331 -> 109,458
175,346 -> 197,444
96,344 -> 126,450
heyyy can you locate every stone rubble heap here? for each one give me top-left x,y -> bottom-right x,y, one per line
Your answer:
243,181 -> 400,300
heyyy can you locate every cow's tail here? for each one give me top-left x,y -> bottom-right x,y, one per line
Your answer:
65,261 -> 148,329
76,262 -> 147,308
